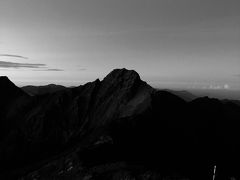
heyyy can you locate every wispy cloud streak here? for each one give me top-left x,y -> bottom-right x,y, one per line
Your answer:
0,54 -> 65,70
33,68 -> 64,71
0,54 -> 28,59
47,68 -> 64,71
0,61 -> 46,68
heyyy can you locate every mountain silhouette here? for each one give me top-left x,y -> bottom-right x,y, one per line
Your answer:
0,69 -> 240,179
21,84 -> 66,96
163,89 -> 197,102
0,76 -> 29,106
0,76 -> 30,140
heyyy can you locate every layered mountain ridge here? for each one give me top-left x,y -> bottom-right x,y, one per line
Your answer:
22,84 -> 66,96
0,68 -> 240,179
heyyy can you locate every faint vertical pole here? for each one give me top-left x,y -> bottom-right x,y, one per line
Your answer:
213,165 -> 216,180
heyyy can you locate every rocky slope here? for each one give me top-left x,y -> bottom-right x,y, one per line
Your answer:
0,76 -> 30,141
0,69 -> 240,179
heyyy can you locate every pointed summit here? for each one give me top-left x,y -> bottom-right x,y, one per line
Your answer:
103,68 -> 140,85
100,68 -> 142,97
87,69 -> 153,125
0,76 -> 27,95
0,76 -> 29,108
0,76 -> 24,92
104,68 -> 140,79
0,76 -> 13,86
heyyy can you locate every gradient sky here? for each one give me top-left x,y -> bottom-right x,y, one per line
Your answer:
1,0 -> 240,89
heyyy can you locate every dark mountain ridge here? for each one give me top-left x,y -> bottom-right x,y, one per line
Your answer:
0,76 -> 29,105
21,84 -> 66,96
0,69 -> 240,179
161,89 -> 197,102
0,76 -> 30,140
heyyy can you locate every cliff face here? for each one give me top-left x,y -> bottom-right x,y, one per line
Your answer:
0,69 -> 240,179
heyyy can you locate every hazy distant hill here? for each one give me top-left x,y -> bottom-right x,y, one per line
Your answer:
0,69 -> 240,179
161,89 -> 197,102
189,89 -> 240,101
21,84 -> 66,96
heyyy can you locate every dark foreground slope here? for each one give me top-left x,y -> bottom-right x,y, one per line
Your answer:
0,76 -> 30,140
0,76 -> 29,116
0,69 -> 240,179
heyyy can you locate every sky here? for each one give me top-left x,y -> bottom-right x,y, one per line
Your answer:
1,0 -> 240,89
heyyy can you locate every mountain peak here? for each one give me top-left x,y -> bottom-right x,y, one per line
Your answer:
0,76 -> 17,88
0,76 -> 11,82
0,76 -> 29,112
100,68 -> 142,95
105,68 -> 140,78
103,68 -> 140,85
0,76 -> 28,96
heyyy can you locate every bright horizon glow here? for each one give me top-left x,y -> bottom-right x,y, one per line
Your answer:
1,0 -> 240,89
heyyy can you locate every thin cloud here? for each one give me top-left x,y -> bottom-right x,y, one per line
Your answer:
207,84 -> 230,90
0,54 -> 66,71
33,68 -> 64,71
209,85 -> 222,90
0,54 -> 28,59
47,68 -> 64,71
0,61 -> 46,68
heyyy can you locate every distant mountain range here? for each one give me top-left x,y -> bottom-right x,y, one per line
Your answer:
21,84 -> 66,96
160,89 -> 197,102
189,89 -> 240,101
0,69 -> 240,179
